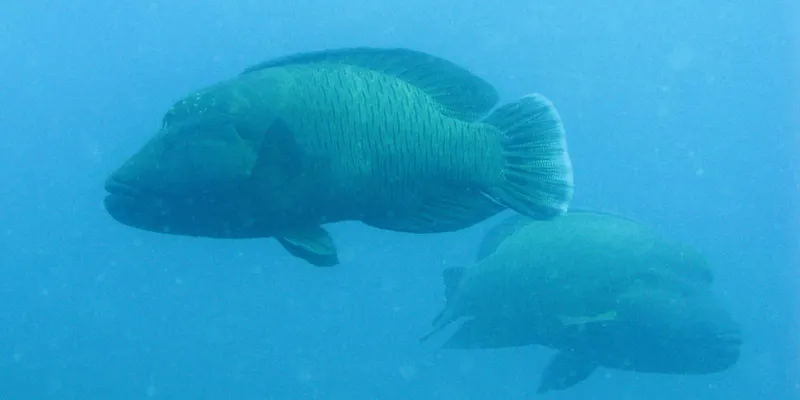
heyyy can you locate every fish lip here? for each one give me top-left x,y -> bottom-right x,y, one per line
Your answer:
104,174 -> 242,199
104,176 -> 143,198
699,329 -> 742,366
103,176 -> 173,200
714,330 -> 743,349
102,177 -> 165,217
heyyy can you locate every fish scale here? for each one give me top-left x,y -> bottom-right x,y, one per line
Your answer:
268,64 -> 485,210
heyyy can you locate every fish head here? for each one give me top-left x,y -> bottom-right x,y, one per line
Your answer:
582,289 -> 742,374
107,113 -> 259,196
104,88 -> 275,238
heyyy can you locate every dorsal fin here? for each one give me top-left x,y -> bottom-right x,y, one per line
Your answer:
476,208 -> 641,261
241,47 -> 500,121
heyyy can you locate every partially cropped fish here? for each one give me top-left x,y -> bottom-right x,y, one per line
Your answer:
421,211 -> 742,394
103,47 -> 573,266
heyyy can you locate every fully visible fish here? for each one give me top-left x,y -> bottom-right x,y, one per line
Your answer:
103,47 -> 574,266
421,211 -> 741,394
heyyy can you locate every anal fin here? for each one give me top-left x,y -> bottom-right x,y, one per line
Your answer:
276,226 -> 339,267
442,318 -> 537,349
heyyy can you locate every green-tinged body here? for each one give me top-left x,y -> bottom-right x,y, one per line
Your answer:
104,48 -> 574,266
453,212 -> 711,320
237,62 -> 505,228
422,211 -> 741,394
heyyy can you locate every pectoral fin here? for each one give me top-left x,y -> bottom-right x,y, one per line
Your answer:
276,226 -> 339,267
537,351 -> 597,394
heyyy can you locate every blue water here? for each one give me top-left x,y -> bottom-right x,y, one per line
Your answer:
1,1 -> 797,399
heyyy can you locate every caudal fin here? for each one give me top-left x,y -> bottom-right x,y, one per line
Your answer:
483,93 -> 573,219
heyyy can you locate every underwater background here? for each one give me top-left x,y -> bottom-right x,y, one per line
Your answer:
1,0 -> 798,399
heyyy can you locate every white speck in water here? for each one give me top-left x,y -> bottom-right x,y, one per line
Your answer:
695,168 -> 705,177
83,140 -> 104,163
668,44 -> 695,71
295,368 -> 313,382
657,104 -> 671,119
399,365 -> 417,380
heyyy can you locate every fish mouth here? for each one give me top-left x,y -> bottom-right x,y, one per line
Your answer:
709,330 -> 742,355
102,175 -> 248,237
102,174 -> 266,238
104,177 -> 145,217
104,175 -> 195,203
104,176 -> 145,199
716,331 -> 742,346
688,329 -> 742,371
103,176 -> 177,229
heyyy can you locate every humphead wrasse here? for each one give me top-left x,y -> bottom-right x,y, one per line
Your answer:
421,211 -> 742,394
103,48 -> 574,266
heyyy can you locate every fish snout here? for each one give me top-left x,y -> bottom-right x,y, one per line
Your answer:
693,322 -> 742,372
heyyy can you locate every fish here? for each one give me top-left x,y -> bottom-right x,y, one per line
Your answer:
103,47 -> 574,266
420,211 -> 742,394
